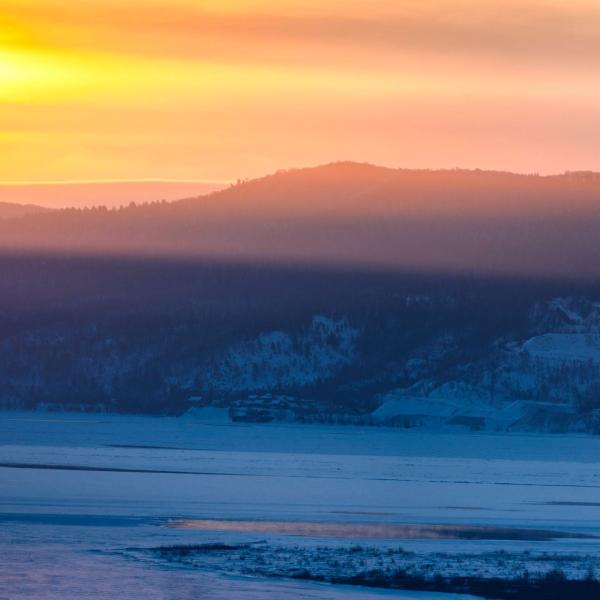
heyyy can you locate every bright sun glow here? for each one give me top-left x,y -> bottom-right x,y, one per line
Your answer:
0,47 -> 87,102
2,0 -> 600,182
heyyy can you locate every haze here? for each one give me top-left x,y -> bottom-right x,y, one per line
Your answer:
0,181 -> 228,209
3,1 -> 600,185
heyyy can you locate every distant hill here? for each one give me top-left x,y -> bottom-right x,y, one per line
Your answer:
0,201 -> 50,220
2,162 -> 600,279
177,163 -> 600,219
0,180 -> 228,210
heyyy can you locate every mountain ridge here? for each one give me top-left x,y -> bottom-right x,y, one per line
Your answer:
177,162 -> 600,217
2,162 -> 600,278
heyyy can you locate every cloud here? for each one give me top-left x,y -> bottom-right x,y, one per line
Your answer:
4,0 -> 600,72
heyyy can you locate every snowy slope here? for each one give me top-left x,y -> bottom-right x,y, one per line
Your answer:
199,316 -> 358,393
3,292 -> 600,433
371,297 -> 600,432
522,333 -> 600,363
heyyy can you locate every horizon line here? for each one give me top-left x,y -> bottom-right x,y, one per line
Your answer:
0,178 -> 234,186
1,164 -> 600,187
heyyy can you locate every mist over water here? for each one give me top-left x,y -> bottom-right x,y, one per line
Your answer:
170,519 -> 593,541
2,414 -> 600,600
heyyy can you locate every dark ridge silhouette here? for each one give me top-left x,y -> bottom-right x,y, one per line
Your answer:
2,162 -> 600,279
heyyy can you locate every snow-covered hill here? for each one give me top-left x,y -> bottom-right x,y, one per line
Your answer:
199,316 -> 358,393
2,287 -> 600,433
371,298 -> 600,433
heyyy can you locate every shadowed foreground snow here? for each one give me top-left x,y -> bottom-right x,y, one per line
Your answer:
1,411 -> 599,598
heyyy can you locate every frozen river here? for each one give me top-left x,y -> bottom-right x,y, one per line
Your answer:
1,411 -> 600,598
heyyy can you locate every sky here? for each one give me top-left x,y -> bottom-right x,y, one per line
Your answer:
2,0 -> 600,185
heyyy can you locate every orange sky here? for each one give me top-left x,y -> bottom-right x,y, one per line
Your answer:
2,0 -> 600,183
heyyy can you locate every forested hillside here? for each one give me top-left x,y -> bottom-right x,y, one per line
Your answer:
2,163 -> 600,430
2,163 -> 600,278
1,253 -> 599,432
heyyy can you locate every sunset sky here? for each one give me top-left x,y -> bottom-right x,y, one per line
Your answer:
2,0 -> 600,184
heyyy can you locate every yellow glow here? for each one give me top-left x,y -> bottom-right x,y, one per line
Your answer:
1,1 -> 600,182
0,47 -> 91,102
